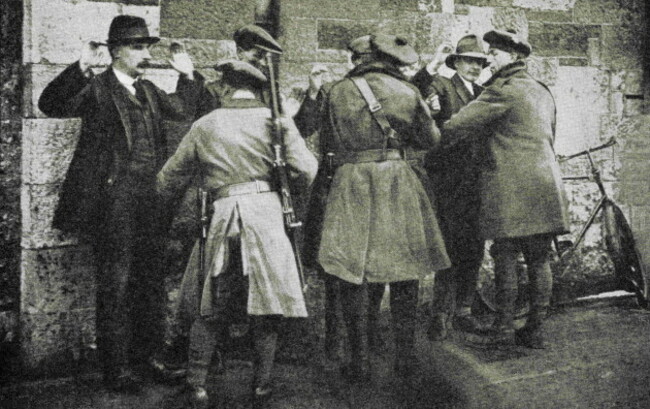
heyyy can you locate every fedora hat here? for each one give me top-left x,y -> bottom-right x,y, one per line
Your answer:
347,35 -> 372,57
107,15 -> 159,46
370,34 -> 418,66
483,30 -> 532,57
214,59 -> 268,87
233,24 -> 283,54
445,35 -> 488,69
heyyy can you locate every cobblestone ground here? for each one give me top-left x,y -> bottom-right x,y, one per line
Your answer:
2,297 -> 649,409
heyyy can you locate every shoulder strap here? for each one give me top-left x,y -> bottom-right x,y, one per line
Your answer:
350,76 -> 397,151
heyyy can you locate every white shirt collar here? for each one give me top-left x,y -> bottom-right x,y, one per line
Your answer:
113,68 -> 138,95
458,75 -> 475,96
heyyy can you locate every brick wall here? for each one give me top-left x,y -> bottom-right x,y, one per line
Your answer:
17,0 -> 648,376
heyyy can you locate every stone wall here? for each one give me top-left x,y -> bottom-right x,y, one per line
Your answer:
16,0 -> 649,376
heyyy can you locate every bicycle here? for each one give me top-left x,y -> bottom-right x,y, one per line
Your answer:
476,137 -> 649,318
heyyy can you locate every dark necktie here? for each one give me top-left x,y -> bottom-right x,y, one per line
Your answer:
133,80 -> 148,105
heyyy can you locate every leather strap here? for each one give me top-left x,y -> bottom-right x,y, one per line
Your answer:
350,76 -> 398,155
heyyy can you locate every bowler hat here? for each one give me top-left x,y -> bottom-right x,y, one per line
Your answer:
107,15 -> 159,46
370,34 -> 418,66
347,35 -> 372,57
214,59 -> 268,87
233,24 -> 283,54
445,35 -> 488,69
483,30 -> 532,57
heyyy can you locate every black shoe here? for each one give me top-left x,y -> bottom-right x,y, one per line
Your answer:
104,369 -> 142,394
148,356 -> 187,383
453,314 -> 490,334
251,385 -> 272,409
185,385 -> 209,409
515,326 -> 546,349
427,313 -> 448,341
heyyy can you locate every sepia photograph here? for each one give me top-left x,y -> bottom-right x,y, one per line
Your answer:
1,0 -> 649,408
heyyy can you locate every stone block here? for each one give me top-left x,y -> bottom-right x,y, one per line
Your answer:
90,0 -> 158,5
420,13 -> 456,56
21,247 -> 96,314
455,0 -> 512,6
21,183 -> 80,249
22,118 -> 81,185
600,24 -> 644,71
513,0 -> 576,11
149,38 -> 236,69
558,57 -> 588,66
527,56 -> 558,86
551,66 -> 610,156
587,37 -> 601,67
282,18 -> 349,64
160,0 -> 254,39
573,0 -> 627,25
381,0 -> 419,10
619,181 -> 650,206
317,20 -> 377,51
525,9 -> 572,23
491,7 -> 528,37
623,70 -> 643,96
0,311 -> 18,344
282,0 -> 383,20
528,22 -> 601,58
24,0 -> 159,64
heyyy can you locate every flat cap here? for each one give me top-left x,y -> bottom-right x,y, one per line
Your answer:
347,35 -> 372,56
370,34 -> 418,66
483,30 -> 532,57
233,24 -> 283,54
214,59 -> 268,84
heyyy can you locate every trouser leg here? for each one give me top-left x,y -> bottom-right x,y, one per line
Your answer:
390,280 -> 419,375
322,269 -> 339,357
455,238 -> 485,315
367,283 -> 385,352
186,317 -> 224,388
250,316 -> 280,391
522,235 -> 553,320
489,239 -> 519,334
338,279 -> 368,380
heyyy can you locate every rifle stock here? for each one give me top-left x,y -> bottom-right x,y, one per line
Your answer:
197,188 -> 209,276
265,52 -> 307,292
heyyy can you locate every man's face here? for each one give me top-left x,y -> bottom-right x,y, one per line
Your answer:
113,43 -> 152,78
238,47 -> 267,69
454,57 -> 485,83
487,47 -> 516,74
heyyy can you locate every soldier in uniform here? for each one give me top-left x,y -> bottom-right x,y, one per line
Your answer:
442,30 -> 570,348
412,35 -> 491,340
315,34 -> 450,383
37,15 -> 201,392
157,60 -> 317,408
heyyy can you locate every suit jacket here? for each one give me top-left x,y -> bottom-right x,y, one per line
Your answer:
443,61 -> 570,239
38,61 -> 200,235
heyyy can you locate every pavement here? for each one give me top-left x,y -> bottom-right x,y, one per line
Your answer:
1,296 -> 649,409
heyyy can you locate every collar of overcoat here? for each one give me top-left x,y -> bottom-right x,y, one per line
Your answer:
346,61 -> 408,81
451,73 -> 477,105
94,68 -> 158,150
483,60 -> 527,88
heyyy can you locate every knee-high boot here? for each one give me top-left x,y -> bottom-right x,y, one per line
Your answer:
339,280 -> 370,383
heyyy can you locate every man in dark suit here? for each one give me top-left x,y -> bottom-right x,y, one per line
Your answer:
411,35 -> 490,340
38,15 -> 201,392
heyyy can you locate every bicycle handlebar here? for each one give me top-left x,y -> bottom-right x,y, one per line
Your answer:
557,137 -> 617,163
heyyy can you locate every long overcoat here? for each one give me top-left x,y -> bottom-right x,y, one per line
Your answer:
316,61 -> 451,285
157,94 -> 318,319
442,61 -> 570,239
37,62 -> 200,235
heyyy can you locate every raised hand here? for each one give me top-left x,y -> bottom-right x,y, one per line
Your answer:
79,40 -> 108,75
168,42 -> 195,79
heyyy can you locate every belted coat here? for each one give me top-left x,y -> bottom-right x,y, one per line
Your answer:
157,93 -> 318,318
442,61 -> 570,239
314,61 -> 451,285
37,61 -> 201,235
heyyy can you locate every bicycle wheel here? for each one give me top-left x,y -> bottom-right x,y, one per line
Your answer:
603,199 -> 649,309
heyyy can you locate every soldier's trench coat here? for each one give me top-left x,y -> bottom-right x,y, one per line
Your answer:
157,94 -> 318,319
442,60 -> 570,239
315,61 -> 451,285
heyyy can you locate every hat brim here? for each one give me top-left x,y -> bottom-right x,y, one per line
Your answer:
107,36 -> 160,46
445,53 -> 489,69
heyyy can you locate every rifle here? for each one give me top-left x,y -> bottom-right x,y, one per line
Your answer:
197,188 -> 209,276
265,52 -> 308,293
